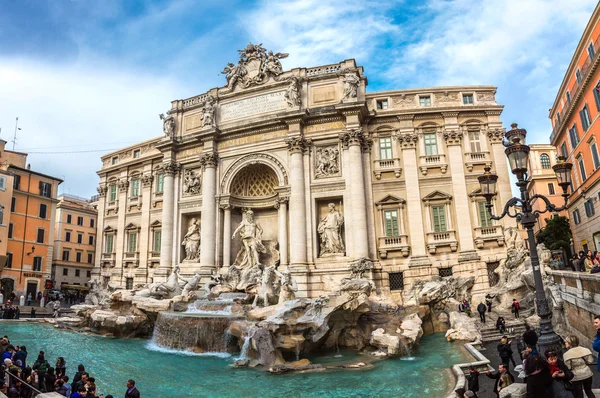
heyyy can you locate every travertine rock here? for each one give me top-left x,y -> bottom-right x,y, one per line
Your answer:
370,328 -> 400,355
444,311 -> 481,342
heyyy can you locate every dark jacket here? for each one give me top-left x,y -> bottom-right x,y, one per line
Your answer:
55,385 -> 68,397
523,329 -> 538,347
73,371 -> 83,385
7,386 -> 19,398
525,369 -> 554,398
12,350 -> 26,368
477,303 -> 486,313
125,387 -> 141,398
467,370 -> 480,392
486,371 -> 515,397
593,331 -> 600,371
497,343 -> 513,359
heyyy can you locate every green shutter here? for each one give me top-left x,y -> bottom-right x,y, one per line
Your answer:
478,202 -> 492,227
432,206 -> 447,232
154,231 -> 162,252
384,210 -> 399,236
128,233 -> 137,252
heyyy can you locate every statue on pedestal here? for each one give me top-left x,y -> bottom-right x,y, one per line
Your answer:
318,203 -> 345,255
342,72 -> 360,100
201,95 -> 216,128
232,210 -> 266,268
159,113 -> 176,138
182,219 -> 200,261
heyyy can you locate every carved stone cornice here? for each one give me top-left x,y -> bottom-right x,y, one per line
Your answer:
441,112 -> 460,118
162,160 -> 181,176
117,179 -> 129,193
485,110 -> 503,116
397,133 -> 418,149
285,136 -> 310,154
487,128 -> 506,144
443,129 -> 463,146
200,152 -> 219,169
339,127 -> 364,149
141,173 -> 153,187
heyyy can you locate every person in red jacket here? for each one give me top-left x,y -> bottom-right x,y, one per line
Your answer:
511,298 -> 520,318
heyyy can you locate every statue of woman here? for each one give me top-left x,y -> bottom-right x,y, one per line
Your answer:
182,219 -> 200,261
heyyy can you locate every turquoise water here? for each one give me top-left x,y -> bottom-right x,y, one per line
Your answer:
0,323 -> 469,398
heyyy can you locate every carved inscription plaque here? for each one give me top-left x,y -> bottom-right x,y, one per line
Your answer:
312,85 -> 337,104
219,91 -> 287,122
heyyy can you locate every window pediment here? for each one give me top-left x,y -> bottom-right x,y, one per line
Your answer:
124,223 -> 140,232
103,226 -> 116,233
376,195 -> 406,206
422,190 -> 452,204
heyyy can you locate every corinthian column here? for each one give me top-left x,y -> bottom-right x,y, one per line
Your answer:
200,152 -> 218,273
156,160 -> 179,280
275,197 -> 289,268
443,129 -> 475,253
285,137 -> 309,266
398,133 -> 428,260
221,204 -> 232,270
340,128 -> 368,258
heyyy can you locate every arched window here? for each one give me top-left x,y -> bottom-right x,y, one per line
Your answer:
540,154 -> 551,169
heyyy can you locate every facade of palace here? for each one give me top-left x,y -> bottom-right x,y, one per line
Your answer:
52,194 -> 97,290
550,3 -> 600,253
93,45 -> 513,300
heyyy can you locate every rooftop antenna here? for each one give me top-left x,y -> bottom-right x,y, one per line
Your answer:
12,117 -> 21,150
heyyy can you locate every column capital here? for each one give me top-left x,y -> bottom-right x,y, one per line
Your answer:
274,195 -> 290,209
219,203 -> 232,210
161,160 -> 181,176
285,136 -> 311,154
397,133 -> 418,149
339,127 -> 364,149
487,128 -> 506,144
97,185 -> 108,197
117,179 -> 129,192
141,173 -> 153,187
443,129 -> 463,146
200,152 -> 219,170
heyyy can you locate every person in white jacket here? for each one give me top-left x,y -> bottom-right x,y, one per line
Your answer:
563,335 -> 595,398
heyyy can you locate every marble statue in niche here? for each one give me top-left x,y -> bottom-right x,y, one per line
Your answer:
318,203 -> 345,255
315,146 -> 340,178
181,218 -> 200,261
182,169 -> 201,196
342,72 -> 360,100
159,112 -> 175,138
232,209 -> 266,268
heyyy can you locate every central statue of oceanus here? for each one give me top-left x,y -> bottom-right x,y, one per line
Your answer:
232,209 -> 266,268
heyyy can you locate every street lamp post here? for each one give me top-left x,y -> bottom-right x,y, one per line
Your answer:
478,123 -> 573,356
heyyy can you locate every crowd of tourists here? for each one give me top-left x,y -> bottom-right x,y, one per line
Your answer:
0,336 -> 141,397
571,250 -> 600,273
455,316 -> 600,397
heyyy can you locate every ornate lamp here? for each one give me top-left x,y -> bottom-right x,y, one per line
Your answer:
478,166 -> 498,204
552,156 -> 573,193
505,123 -> 527,145
505,141 -> 530,178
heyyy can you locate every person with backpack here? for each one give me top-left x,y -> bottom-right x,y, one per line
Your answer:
476,302 -> 487,323
511,298 -> 520,318
33,351 -> 50,392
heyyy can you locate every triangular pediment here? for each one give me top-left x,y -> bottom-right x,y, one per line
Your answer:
469,188 -> 483,197
124,222 -> 139,231
103,226 -> 116,233
150,220 -> 162,228
375,195 -> 405,205
422,190 -> 452,202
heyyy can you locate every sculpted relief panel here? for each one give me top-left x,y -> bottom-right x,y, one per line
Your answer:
182,168 -> 201,196
314,145 -> 340,179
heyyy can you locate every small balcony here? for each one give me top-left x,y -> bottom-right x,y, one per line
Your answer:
426,230 -> 458,254
378,235 -> 410,258
373,158 -> 402,180
419,154 -> 448,175
474,225 -> 505,248
123,252 -> 140,268
465,151 -> 491,172
101,252 -> 116,268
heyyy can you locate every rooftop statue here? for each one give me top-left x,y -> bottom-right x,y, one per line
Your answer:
220,43 -> 289,90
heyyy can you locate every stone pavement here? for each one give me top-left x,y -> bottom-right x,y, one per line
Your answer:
475,339 -> 600,397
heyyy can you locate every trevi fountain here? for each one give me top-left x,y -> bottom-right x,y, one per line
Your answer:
4,44 -> 564,398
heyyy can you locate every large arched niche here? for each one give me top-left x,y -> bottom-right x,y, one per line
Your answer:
230,164 -> 279,198
221,153 -> 288,197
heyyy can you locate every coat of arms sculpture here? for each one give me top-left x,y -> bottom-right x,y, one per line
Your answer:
221,43 -> 288,90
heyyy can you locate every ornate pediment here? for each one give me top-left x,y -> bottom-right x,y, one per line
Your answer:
220,43 -> 289,90
103,226 -> 116,233
422,190 -> 452,203
375,195 -> 406,205
124,223 -> 140,231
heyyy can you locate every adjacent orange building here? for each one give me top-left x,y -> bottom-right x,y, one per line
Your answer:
0,139 -> 62,300
549,3 -> 600,252
526,144 -> 568,236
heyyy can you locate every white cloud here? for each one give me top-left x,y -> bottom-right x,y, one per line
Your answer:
0,59 -> 184,197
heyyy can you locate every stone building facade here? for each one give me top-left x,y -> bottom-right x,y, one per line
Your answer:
93,45 -> 512,300
52,194 -> 98,290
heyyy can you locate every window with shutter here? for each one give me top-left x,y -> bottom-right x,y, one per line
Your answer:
128,233 -> 137,252
592,142 -> 600,169
561,142 -> 568,158
594,81 -> 600,112
156,175 -> 164,193
109,184 -> 117,201
154,231 -> 162,252
13,175 -> 20,190
33,256 -> 42,271
383,210 -> 399,236
105,235 -> 114,253
468,131 -> 482,153
36,228 -> 44,243
478,202 -> 493,227
432,205 -> 447,232
0,177 -> 6,191
39,204 -> 47,219
131,179 -> 140,197
424,133 -> 438,156
379,137 -> 393,160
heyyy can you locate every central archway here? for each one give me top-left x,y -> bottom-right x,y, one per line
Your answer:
230,163 -> 279,198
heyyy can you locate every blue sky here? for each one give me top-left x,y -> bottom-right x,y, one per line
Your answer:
0,0 -> 597,197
